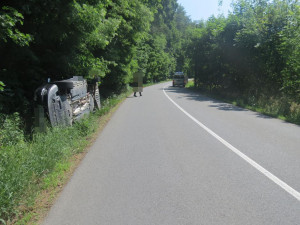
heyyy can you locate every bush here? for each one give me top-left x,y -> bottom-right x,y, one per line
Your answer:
0,112 -> 24,147
0,114 -> 97,221
288,102 -> 300,123
245,95 -> 300,124
0,91 -> 128,222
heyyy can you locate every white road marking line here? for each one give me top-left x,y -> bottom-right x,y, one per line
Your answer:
163,85 -> 300,201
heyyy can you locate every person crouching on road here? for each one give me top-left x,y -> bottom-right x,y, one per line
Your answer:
133,70 -> 144,97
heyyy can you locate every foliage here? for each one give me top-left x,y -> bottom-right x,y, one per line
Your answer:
0,0 -> 182,113
0,123 -> 89,221
279,3 -> 300,97
0,6 -> 32,46
1,0 -> 300,220
184,0 -> 300,102
1,0 -> 299,113
0,81 -> 4,91
0,91 -> 128,222
100,0 -> 154,94
0,113 -> 24,147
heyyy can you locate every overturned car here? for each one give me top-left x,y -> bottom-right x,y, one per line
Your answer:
34,76 -> 100,128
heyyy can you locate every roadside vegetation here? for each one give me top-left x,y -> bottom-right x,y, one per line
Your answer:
0,0 -> 299,222
0,0 -> 186,118
1,0 -> 183,222
182,0 -> 300,124
0,91 -> 130,224
186,80 -> 300,125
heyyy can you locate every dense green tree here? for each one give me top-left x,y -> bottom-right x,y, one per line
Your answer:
0,6 -> 31,46
0,0 -> 118,113
100,0 -> 153,95
0,0 -> 189,119
278,1 -> 300,99
185,0 -> 300,101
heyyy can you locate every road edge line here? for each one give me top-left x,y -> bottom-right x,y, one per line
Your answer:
163,85 -> 300,201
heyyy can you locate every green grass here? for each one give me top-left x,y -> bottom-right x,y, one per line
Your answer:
186,80 -> 300,125
185,80 -> 195,88
0,90 -> 130,224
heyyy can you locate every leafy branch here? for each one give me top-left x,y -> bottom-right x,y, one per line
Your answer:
0,6 -> 32,46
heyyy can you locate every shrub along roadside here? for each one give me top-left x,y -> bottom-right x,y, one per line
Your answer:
186,80 -> 300,125
0,90 -> 131,224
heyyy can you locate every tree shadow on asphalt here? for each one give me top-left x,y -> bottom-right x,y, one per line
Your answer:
163,86 -> 247,112
162,85 -> 300,126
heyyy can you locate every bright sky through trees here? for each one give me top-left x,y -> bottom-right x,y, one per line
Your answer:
177,0 -> 233,21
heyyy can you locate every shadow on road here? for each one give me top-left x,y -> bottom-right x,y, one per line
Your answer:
164,86 -> 246,112
163,86 -> 299,126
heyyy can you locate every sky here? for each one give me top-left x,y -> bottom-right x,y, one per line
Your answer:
177,0 -> 233,21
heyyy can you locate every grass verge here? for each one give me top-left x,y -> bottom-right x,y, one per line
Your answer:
0,90 -> 131,225
185,80 -> 300,125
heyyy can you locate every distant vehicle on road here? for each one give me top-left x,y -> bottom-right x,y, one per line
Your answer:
172,72 -> 188,87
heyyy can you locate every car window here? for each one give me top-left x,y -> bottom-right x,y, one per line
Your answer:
174,75 -> 184,79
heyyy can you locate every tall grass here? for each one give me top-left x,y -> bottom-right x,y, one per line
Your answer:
186,80 -> 300,125
246,95 -> 300,124
0,91 -> 129,223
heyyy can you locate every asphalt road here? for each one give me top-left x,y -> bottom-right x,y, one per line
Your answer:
43,82 -> 300,225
